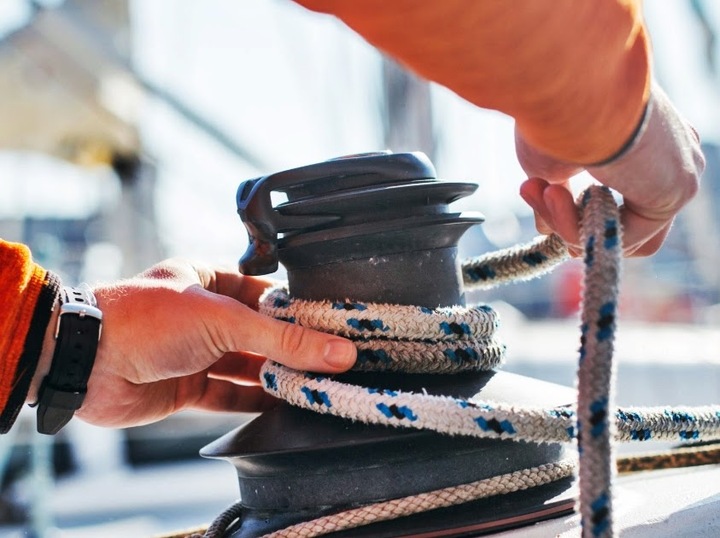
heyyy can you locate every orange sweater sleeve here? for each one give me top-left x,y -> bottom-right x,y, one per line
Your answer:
0,239 -> 59,432
296,0 -> 651,164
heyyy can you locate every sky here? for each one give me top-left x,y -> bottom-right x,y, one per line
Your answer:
1,0 -> 719,269
129,0 -> 543,264
130,0 -> 720,265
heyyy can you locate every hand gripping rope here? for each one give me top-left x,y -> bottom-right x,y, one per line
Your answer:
197,186 -> 720,538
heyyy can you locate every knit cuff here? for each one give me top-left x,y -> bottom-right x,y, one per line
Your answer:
588,99 -> 650,167
586,81 -> 705,216
0,271 -> 61,433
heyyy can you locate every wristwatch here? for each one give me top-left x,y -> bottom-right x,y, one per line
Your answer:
36,285 -> 103,435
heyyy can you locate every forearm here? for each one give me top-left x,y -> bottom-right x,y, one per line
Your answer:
297,0 -> 650,164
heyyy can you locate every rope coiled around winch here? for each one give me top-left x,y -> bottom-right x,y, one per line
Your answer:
200,185 -> 720,538
258,460 -> 577,538
260,287 -> 505,374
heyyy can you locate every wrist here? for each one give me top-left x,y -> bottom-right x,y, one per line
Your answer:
27,296 -> 60,405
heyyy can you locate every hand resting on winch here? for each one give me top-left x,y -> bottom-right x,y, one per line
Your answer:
27,259 -> 357,428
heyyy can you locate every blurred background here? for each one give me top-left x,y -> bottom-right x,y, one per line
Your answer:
0,1 -> 718,536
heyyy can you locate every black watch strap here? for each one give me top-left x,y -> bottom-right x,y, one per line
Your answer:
36,285 -> 102,435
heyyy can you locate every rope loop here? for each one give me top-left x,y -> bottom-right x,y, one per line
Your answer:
260,287 -> 506,373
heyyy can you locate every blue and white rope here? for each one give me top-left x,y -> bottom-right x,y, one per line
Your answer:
204,185 -> 720,538
575,186 -> 621,538
462,231 -> 569,290
261,288 -> 505,374
261,362 -> 720,445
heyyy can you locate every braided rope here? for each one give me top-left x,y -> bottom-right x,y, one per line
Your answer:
260,288 -> 505,373
462,232 -> 569,290
261,287 -> 501,340
617,441 -> 720,474
174,443 -> 720,538
260,363 -> 720,444
202,185 -> 720,538
191,503 -> 243,538
575,186 -> 620,538
262,361 -> 571,441
262,459 -> 576,538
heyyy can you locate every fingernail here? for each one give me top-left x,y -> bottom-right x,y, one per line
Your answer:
323,340 -> 356,369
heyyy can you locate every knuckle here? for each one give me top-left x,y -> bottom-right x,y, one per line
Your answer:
278,322 -> 310,358
137,258 -> 192,281
688,157 -> 702,194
